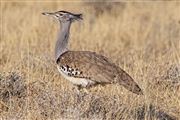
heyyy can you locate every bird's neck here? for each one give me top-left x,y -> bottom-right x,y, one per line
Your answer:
55,21 -> 71,61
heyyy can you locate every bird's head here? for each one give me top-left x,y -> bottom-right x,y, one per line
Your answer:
42,10 -> 83,23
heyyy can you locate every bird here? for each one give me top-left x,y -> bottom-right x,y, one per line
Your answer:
42,10 -> 143,95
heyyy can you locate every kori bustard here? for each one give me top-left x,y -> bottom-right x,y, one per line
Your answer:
42,10 -> 143,95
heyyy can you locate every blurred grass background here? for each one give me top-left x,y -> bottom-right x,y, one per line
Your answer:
0,1 -> 180,120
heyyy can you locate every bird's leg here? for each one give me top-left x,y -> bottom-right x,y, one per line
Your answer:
82,88 -> 89,94
79,85 -> 90,94
77,85 -> 82,91
72,85 -> 81,94
72,84 -> 90,95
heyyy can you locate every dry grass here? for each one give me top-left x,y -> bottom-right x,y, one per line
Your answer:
0,1 -> 180,120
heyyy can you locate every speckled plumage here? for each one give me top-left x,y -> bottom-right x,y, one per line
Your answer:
57,51 -> 143,95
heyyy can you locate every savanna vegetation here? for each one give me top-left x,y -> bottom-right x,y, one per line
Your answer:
0,1 -> 180,120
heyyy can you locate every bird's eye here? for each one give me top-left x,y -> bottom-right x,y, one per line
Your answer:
59,13 -> 63,16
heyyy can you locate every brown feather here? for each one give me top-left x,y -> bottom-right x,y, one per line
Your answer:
57,51 -> 143,95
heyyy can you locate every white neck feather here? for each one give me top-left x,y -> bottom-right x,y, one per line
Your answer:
55,21 -> 71,61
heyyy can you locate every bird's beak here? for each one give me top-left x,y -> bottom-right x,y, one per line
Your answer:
42,12 -> 54,16
42,12 -> 58,20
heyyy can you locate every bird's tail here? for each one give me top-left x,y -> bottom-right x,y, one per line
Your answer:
116,68 -> 143,95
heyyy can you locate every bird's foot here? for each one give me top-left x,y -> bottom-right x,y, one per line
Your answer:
72,86 -> 81,94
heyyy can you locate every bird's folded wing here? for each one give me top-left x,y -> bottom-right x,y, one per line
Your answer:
57,51 -> 119,83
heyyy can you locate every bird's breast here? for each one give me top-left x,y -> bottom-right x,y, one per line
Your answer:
57,65 -> 95,87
